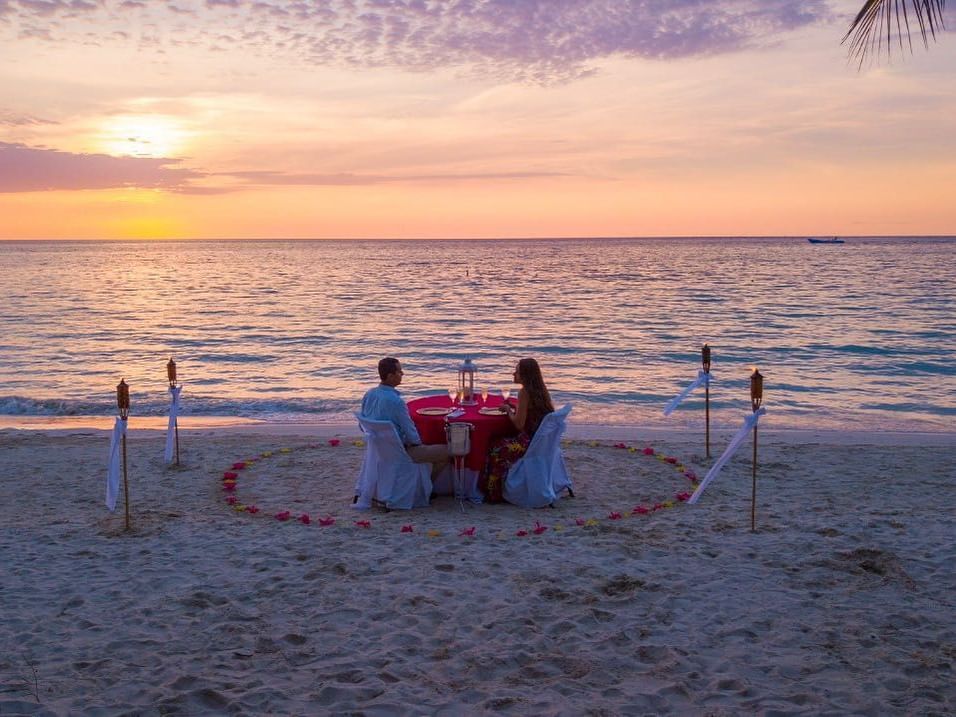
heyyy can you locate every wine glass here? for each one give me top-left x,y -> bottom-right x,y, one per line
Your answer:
447,387 -> 457,406
501,386 -> 511,402
481,387 -> 489,405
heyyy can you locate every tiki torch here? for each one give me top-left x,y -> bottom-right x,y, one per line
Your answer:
702,344 -> 712,458
749,368 -> 763,532
167,358 -> 180,466
116,378 -> 131,530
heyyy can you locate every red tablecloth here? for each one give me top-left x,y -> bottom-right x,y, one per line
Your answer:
407,394 -> 517,471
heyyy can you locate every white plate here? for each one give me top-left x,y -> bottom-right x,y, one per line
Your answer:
416,406 -> 453,416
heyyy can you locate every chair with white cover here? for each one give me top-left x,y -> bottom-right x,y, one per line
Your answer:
353,414 -> 432,510
502,404 -> 574,509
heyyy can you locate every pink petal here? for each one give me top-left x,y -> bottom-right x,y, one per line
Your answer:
401,525 -> 414,533
643,447 -> 655,455
329,439 -> 341,446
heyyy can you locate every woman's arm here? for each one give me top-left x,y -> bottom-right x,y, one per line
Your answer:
508,387 -> 529,431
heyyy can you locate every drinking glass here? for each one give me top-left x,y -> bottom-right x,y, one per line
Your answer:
481,387 -> 489,404
448,387 -> 457,405
501,387 -> 511,402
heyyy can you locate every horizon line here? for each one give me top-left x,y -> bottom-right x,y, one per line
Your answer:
2,234 -> 955,243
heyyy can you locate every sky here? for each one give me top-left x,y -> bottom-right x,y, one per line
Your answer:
1,0 -> 954,240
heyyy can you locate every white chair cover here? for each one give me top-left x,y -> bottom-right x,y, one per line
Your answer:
353,414 -> 432,510
503,404 -> 573,509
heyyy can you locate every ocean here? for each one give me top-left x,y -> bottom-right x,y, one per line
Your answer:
1,237 -> 954,432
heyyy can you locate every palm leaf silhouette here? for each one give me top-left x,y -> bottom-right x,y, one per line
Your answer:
844,0 -> 947,65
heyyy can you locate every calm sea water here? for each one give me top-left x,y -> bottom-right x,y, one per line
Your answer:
1,237 -> 954,432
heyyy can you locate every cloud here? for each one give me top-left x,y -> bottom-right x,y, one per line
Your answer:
0,142 -> 201,192
1,0 -> 833,83
0,142 -> 566,194
0,111 -> 55,126
224,169 -> 567,186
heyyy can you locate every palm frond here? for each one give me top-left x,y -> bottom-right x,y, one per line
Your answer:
843,0 -> 947,66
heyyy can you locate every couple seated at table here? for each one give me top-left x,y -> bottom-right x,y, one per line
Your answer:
359,355 -> 556,504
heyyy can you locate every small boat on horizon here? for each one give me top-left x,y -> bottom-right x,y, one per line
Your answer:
807,237 -> 845,244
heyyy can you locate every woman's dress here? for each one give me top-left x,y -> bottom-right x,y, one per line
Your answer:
479,433 -> 531,503
479,407 -> 551,503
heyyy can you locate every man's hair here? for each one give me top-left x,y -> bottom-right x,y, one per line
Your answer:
378,357 -> 400,382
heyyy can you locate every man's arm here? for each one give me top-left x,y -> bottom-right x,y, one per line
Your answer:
392,396 -> 423,445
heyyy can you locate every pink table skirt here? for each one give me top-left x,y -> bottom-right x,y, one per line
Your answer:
407,394 -> 517,472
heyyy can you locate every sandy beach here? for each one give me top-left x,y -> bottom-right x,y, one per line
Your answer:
1,423 -> 954,715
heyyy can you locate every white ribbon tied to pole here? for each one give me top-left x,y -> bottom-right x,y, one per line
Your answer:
688,407 -> 766,504
663,369 -> 710,416
165,385 -> 182,464
106,417 -> 127,512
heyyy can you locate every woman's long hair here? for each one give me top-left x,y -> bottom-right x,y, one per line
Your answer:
516,358 -> 554,434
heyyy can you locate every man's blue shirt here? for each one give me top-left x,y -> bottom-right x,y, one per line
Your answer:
360,384 -> 422,445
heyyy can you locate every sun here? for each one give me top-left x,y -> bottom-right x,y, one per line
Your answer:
99,115 -> 188,158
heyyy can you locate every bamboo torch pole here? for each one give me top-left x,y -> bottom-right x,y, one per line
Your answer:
749,368 -> 763,533
167,358 -> 180,466
702,344 -> 712,459
117,379 -> 131,531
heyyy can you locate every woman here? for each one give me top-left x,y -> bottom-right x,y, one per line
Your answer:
480,358 -> 555,503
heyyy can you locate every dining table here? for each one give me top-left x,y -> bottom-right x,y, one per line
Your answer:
406,394 -> 517,500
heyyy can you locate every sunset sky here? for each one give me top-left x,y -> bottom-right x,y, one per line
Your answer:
1,0 -> 954,240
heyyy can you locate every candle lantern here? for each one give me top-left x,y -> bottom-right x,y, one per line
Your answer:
116,379 -> 130,420
750,368 -> 763,412
457,358 -> 478,406
167,358 -> 178,387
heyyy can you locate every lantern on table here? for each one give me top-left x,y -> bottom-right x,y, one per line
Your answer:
457,358 -> 477,406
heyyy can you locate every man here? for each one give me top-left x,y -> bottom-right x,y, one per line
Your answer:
361,357 -> 448,479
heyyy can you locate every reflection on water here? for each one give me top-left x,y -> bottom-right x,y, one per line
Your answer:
0,237 -> 954,431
